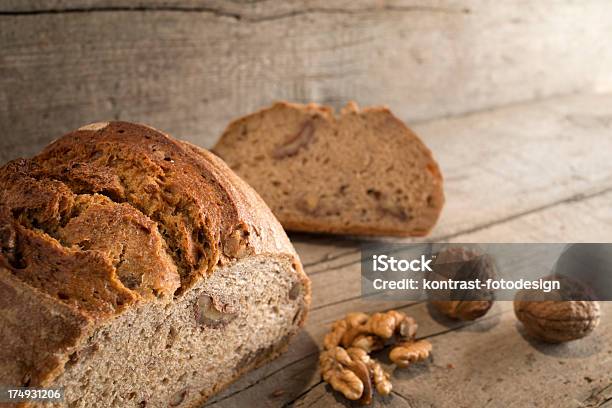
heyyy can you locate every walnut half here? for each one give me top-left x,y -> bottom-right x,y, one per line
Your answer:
389,340 -> 432,368
223,224 -> 251,260
319,347 -> 366,401
320,310 -> 429,405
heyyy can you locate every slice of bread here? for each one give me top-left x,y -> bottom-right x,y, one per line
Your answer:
213,102 -> 444,237
0,122 -> 310,408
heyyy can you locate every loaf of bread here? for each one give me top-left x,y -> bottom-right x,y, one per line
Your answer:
213,102 -> 444,236
0,122 -> 310,407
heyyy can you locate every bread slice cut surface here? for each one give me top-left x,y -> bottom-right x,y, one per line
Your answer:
213,102 -> 444,237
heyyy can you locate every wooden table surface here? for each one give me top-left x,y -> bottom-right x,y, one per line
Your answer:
207,93 -> 612,407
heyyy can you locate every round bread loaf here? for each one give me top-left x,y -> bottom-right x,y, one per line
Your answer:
0,122 -> 310,408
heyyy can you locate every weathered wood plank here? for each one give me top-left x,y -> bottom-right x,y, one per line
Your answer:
293,302 -> 612,407
388,303 -> 612,408
0,0 -> 420,15
294,189 -> 612,283
209,174 -> 612,406
291,235 -> 360,270
449,188 -> 612,243
0,0 -> 371,14
2,2 -> 612,163
206,299 -> 419,405
307,260 -> 361,310
300,183 -> 612,320
420,93 -> 612,240
293,384 -> 412,408
207,301 -> 509,407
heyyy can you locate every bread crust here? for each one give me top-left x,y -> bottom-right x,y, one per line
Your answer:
0,122 -> 310,400
214,101 -> 444,237
0,267 -> 92,391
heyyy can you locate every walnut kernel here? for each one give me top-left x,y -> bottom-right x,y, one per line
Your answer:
272,119 -> 316,159
389,340 -> 432,368
195,294 -> 237,328
320,311 -> 429,404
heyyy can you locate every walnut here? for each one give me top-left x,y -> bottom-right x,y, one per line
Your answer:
349,356 -> 373,405
347,348 -> 391,401
323,319 -> 348,350
272,119 -> 316,159
552,244 -> 610,300
288,281 -> 303,300
428,246 -> 496,321
514,275 -> 601,343
195,294 -> 237,328
389,340 -> 432,368
320,310 -> 428,404
325,310 -> 417,351
397,314 -> 418,339
367,311 -> 406,339
346,312 -> 370,327
337,310 -> 418,349
366,188 -> 411,221
351,334 -> 384,353
169,389 -> 188,407
370,358 -> 392,396
319,347 -> 366,401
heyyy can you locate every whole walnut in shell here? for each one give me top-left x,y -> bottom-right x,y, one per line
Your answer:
514,275 -> 601,343
428,246 -> 496,321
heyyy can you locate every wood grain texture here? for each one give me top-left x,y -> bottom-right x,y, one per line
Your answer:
388,303 -> 612,408
2,1 -> 612,163
419,92 -> 612,241
239,190 -> 612,407
2,4 -> 611,405
203,92 -> 612,406
293,302 -> 612,408
207,189 -> 612,406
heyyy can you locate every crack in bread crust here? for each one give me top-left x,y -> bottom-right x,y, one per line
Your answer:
32,125 -> 225,289
0,159 -> 180,311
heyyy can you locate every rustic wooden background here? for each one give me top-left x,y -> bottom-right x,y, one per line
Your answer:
1,1 -> 611,407
208,93 -> 612,407
2,0 -> 612,163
